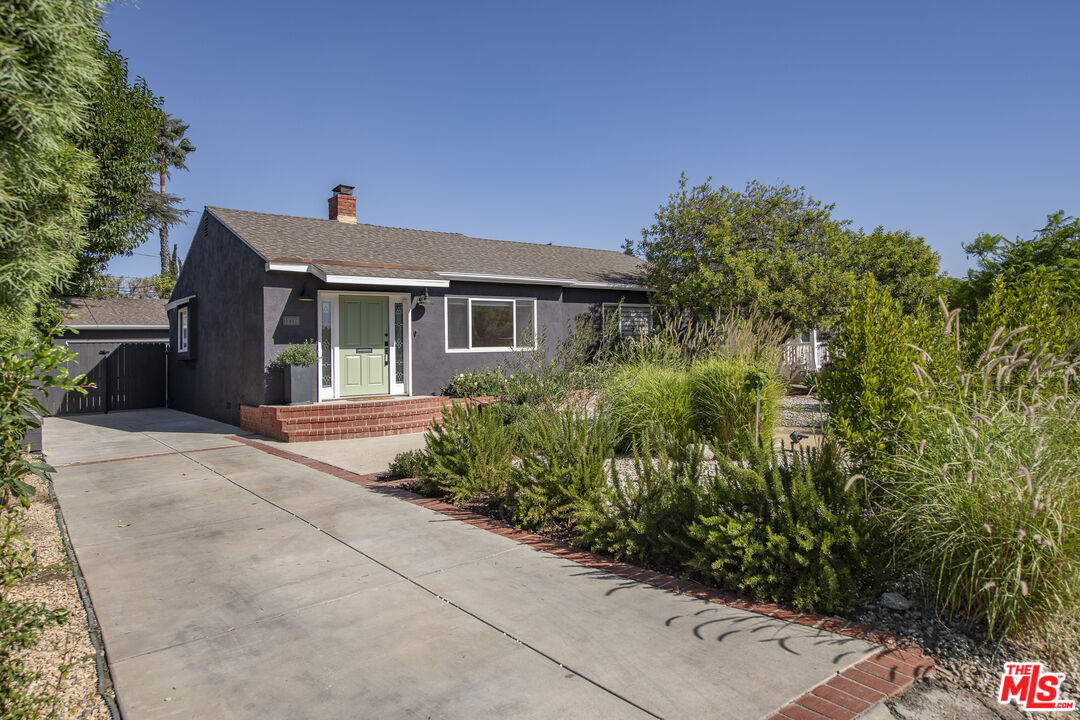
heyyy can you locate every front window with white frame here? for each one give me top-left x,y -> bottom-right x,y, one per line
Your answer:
177,306 -> 189,352
445,296 -> 537,351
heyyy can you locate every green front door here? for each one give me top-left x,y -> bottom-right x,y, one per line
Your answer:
338,296 -> 389,396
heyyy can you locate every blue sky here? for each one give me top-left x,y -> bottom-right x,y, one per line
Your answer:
104,1 -> 1080,279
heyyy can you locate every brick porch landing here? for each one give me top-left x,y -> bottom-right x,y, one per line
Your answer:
240,396 -> 495,442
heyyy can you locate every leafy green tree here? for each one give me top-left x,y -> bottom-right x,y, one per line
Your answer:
150,115 -> 195,276
0,0 -> 103,337
850,226 -> 943,314
636,176 -> 941,330
953,210 -> 1080,314
60,37 -> 166,296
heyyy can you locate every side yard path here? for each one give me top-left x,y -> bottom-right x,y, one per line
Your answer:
47,409 -> 931,720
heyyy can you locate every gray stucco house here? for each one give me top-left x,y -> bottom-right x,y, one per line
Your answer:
166,185 -> 649,435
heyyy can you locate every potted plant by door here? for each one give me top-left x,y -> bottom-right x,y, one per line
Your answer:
274,341 -> 317,404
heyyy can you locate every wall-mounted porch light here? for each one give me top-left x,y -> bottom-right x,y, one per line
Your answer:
298,282 -> 316,302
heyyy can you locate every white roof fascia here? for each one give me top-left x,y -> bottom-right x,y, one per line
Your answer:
265,261 -> 312,274
565,280 -> 651,291
323,275 -> 450,288
63,324 -> 169,330
164,295 -> 196,311
436,271 -> 574,286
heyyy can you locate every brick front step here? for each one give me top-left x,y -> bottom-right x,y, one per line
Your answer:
240,396 -> 496,442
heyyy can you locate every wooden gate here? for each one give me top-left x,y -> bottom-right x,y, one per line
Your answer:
52,342 -> 167,415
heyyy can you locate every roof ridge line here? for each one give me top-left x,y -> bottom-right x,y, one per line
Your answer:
206,206 -> 469,239
205,205 -> 632,255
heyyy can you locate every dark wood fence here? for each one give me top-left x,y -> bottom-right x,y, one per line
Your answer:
46,342 -> 168,415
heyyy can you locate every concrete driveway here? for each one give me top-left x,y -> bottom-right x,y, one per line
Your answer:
46,409 -> 881,719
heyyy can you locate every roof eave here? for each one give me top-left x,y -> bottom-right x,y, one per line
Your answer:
266,262 -> 450,288
435,271 -> 650,291
62,324 -> 169,330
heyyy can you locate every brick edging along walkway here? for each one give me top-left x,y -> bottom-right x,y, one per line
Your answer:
228,434 -> 935,719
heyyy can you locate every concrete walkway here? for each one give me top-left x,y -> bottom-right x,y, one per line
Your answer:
47,409 -> 880,719
254,430 -> 427,476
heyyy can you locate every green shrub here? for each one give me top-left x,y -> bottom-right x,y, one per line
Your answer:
272,340 -> 316,367
688,441 -> 874,613
443,369 -> 509,398
388,449 -> 431,479
512,407 -> 615,531
601,361 -> 695,452
818,279 -> 956,477
688,356 -> 783,453
423,403 -> 515,508
574,433 -> 706,570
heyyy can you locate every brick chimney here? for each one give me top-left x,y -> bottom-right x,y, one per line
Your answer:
328,184 -> 356,223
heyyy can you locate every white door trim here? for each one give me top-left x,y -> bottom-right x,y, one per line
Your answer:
317,290 -> 411,401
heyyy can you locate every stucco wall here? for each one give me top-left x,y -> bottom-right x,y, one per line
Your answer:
257,278 -> 647,398
408,282 -> 646,394
262,273 -> 320,405
167,212 -> 266,426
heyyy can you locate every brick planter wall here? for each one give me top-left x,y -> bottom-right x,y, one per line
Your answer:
240,396 -> 496,442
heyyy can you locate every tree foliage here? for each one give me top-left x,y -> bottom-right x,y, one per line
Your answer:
150,115 -> 195,276
636,176 -> 942,330
0,0 -> 103,337
953,210 -> 1080,314
61,36 -> 165,296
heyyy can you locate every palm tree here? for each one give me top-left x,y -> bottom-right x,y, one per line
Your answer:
150,115 -> 195,276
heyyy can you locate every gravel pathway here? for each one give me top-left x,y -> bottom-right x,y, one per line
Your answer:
779,394 -> 828,429
7,478 -> 110,719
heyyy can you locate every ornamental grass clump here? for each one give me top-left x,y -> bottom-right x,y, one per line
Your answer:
891,326 -> 1080,644
688,356 -> 784,453
601,361 -> 695,452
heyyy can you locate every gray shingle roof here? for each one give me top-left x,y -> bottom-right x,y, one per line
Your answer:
207,207 -> 646,287
59,297 -> 168,327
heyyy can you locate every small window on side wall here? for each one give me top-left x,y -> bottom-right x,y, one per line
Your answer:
177,306 -> 189,352
174,298 -> 195,358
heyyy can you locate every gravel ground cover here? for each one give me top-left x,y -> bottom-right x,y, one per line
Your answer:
849,579 -> 1077,719
7,477 -> 111,719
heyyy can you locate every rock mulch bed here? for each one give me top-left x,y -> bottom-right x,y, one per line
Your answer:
7,478 -> 111,719
848,580 -> 1077,719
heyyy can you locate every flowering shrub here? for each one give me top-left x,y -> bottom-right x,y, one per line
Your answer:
442,369 -> 509,398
